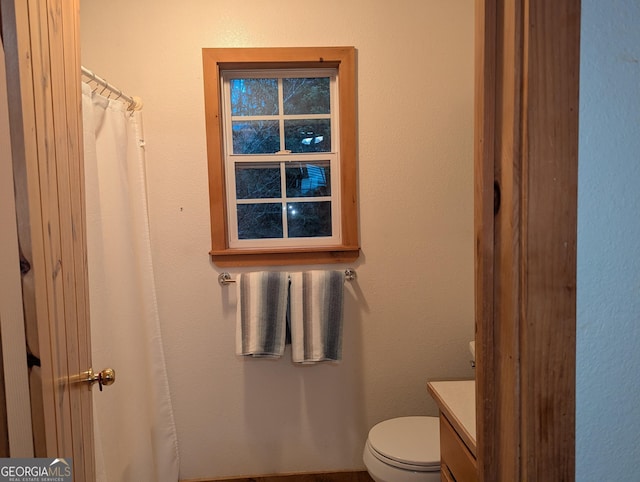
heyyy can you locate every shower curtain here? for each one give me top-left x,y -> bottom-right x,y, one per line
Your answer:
82,83 -> 179,482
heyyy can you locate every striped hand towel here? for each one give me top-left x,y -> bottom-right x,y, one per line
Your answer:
289,270 -> 345,363
236,271 -> 289,358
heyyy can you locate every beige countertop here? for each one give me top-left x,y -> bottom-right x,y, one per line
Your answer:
427,379 -> 476,455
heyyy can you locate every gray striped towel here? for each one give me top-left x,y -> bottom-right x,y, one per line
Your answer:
289,270 -> 345,363
236,271 -> 289,358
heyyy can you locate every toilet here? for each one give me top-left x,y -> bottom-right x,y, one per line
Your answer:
363,416 -> 440,482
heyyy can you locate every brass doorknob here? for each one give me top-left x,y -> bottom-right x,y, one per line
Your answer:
77,368 -> 116,391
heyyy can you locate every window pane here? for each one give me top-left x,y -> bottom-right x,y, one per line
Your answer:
235,163 -> 281,199
231,78 -> 278,116
284,119 -> 331,153
287,201 -> 332,238
237,203 -> 283,239
232,120 -> 280,154
283,77 -> 330,115
285,161 -> 331,198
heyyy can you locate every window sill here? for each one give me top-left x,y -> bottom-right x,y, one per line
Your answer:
210,245 -> 360,267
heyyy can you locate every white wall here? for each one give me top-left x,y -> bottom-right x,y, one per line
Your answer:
577,1 -> 640,480
80,1 -> 475,478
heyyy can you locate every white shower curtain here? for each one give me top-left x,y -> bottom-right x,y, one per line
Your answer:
82,83 -> 179,482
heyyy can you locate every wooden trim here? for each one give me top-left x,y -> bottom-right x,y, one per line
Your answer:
202,47 -> 359,267
475,1 -> 579,481
477,0 -> 524,480
2,0 -> 57,455
0,28 -> 34,455
181,470 -> 373,482
2,0 -> 94,478
473,1 -> 498,480
0,320 -> 8,456
205,46 -> 355,65
211,247 -> 360,268
56,1 -> 94,476
519,2 -> 579,479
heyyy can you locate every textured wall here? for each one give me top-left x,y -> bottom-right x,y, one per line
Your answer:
577,1 -> 640,480
80,1 -> 475,478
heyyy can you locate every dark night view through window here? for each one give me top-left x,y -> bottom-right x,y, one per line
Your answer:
222,71 -> 340,247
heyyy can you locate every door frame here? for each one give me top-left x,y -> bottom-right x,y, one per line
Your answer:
1,0 -> 94,480
475,1 -> 579,480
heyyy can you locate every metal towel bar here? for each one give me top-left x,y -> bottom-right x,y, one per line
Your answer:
218,269 -> 357,286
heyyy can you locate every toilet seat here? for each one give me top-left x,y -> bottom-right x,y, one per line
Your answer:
367,416 -> 440,472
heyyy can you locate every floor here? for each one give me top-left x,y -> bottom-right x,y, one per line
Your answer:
186,471 -> 374,482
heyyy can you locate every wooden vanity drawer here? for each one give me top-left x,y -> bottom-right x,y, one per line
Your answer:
441,463 -> 456,482
440,414 -> 477,482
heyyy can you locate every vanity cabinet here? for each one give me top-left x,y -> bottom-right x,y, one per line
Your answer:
427,381 -> 477,482
439,413 -> 477,481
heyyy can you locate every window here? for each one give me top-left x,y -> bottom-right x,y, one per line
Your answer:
224,70 -> 338,247
203,47 -> 359,266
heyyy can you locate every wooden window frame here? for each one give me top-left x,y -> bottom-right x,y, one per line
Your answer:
202,47 -> 359,267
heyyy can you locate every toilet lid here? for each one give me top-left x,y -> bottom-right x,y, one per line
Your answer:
368,416 -> 440,469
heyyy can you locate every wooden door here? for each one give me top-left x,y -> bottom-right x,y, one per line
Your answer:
1,1 -> 95,480
474,1 -> 579,481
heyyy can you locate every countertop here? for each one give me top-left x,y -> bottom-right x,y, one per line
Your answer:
427,380 -> 476,455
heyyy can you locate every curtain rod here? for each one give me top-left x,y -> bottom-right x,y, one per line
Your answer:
81,66 -> 143,111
